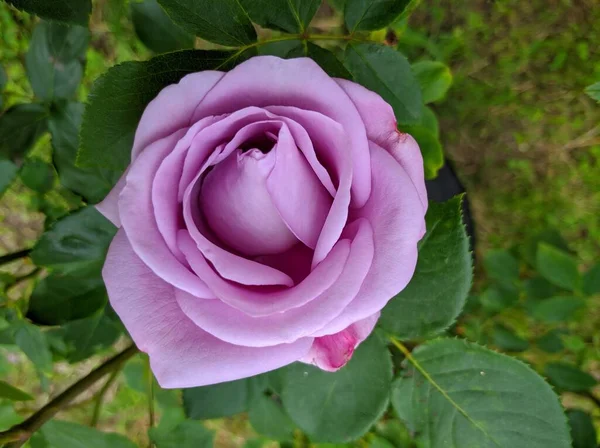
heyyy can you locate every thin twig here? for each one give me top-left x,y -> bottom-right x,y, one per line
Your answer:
147,357 -> 155,448
0,249 -> 32,267
0,344 -> 139,447
90,367 -> 122,427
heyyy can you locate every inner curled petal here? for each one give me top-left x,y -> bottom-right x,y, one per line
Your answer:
200,148 -> 299,257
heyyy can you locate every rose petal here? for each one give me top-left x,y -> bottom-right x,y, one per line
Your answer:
132,71 -> 225,160
153,116 -> 221,261
300,312 -> 379,371
119,129 -> 214,298
178,230 -> 350,316
191,56 -> 371,207
336,78 -> 428,210
266,106 -> 353,268
103,230 -> 312,388
201,147 -> 299,256
312,142 -> 425,336
267,124 -> 332,249
175,219 -> 374,347
96,169 -> 127,227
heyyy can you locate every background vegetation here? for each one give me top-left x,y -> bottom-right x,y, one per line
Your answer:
0,0 -> 598,446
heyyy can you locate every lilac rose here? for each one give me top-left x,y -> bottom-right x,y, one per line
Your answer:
98,56 -> 427,388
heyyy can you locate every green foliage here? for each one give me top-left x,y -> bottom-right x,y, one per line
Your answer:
543,363 -> 597,392
19,157 -> 55,193
131,0 -> 194,53
40,420 -> 136,447
25,22 -> 89,102
4,0 -> 92,25
31,206 -> 116,275
156,0 -> 257,46
536,243 -> 581,291
78,49 -> 252,172
248,394 -> 295,441
531,296 -> 585,323
380,196 -> 472,339
0,159 -> 18,196
392,339 -> 571,448
344,0 -> 411,32
567,410 -> 597,448
12,320 -> 53,373
0,103 -> 48,159
412,60 -> 452,104
281,334 -> 392,443
48,101 -> 121,203
584,81 -> 600,103
239,0 -> 320,34
183,378 -> 249,419
344,43 -> 422,125
491,324 -> 529,352
149,420 -> 214,448
582,263 -> 600,296
0,380 -> 34,401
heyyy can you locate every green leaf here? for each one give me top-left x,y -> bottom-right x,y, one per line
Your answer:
521,228 -> 570,267
373,420 -> 413,448
78,49 -> 251,171
52,310 -> 122,363
567,410 -> 597,448
544,363 -> 597,392
25,22 -> 89,101
523,276 -> 559,300
379,196 -> 472,339
0,103 -> 48,159
345,0 -> 411,32
31,206 -> 117,275
41,420 -> 136,448
532,296 -> 585,323
391,338 -> 571,448
49,102 -> 120,203
27,271 -> 107,325
419,105 -> 439,137
491,324 -> 529,352
536,243 -> 581,291
0,65 -> 6,110
5,0 -> 92,25
240,0 -> 320,33
344,43 -> 422,125
536,329 -> 567,353
149,420 -> 214,448
0,380 -> 34,401
369,436 -> 395,448
249,394 -> 295,441
156,0 -> 256,46
401,125 -> 444,179
0,159 -> 18,196
19,158 -> 56,193
13,321 -> 52,372
412,61 -> 452,104
183,378 -> 249,419
131,0 -> 194,53
584,81 -> 600,103
483,249 -> 520,285
282,334 -> 392,443
582,263 -> 600,296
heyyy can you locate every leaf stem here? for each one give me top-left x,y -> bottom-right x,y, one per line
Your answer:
0,344 -> 139,447
90,368 -> 122,427
0,249 -> 32,267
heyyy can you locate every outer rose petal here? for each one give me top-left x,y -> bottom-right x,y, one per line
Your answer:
103,229 -> 313,388
312,143 -> 425,336
96,169 -> 127,226
132,71 -> 225,160
191,56 -> 372,207
119,129 -> 214,298
175,219 -> 374,347
335,78 -> 428,210
300,313 -> 379,371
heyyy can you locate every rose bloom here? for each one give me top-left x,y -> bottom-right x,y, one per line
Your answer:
98,56 -> 427,388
